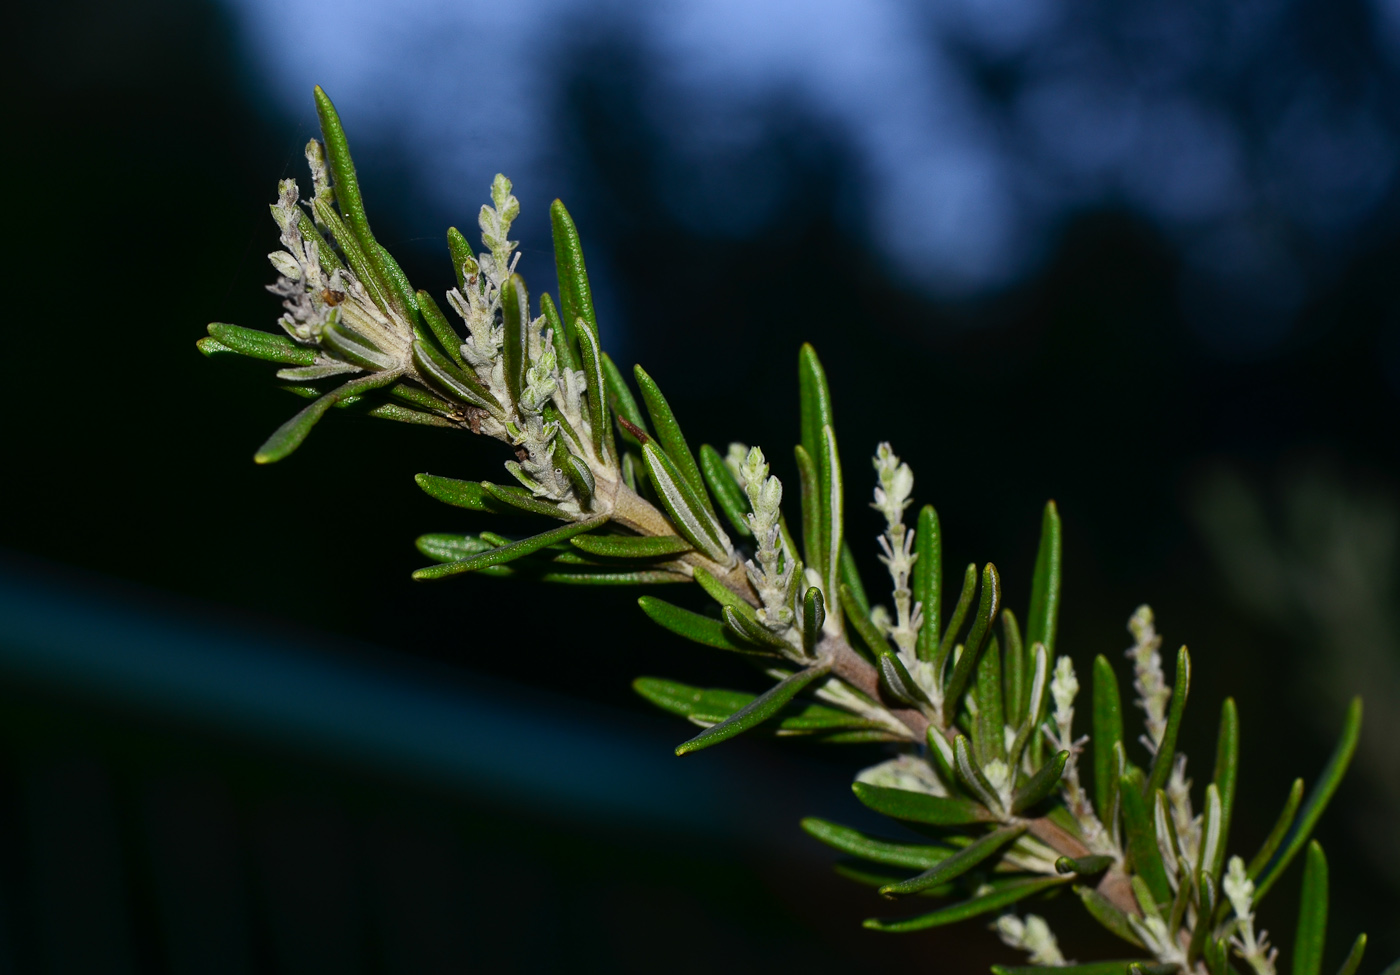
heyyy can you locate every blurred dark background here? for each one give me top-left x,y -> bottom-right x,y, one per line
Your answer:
3,0 -> 1400,970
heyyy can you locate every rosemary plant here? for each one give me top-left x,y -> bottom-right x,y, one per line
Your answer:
201,88 -> 1395,974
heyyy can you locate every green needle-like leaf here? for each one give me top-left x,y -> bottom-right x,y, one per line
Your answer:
794,444 -> 822,581
412,515 -> 606,579
415,290 -> 466,368
634,365 -> 713,517
572,534 -> 691,558
1248,778 -> 1304,878
635,678 -> 876,735
1120,772 -> 1171,909
481,482 -> 571,520
1255,697 -> 1361,904
975,634 -> 1007,765
954,735 -> 1005,813
722,606 -> 795,652
416,533 -> 494,563
878,824 -> 1026,897
699,444 -> 752,538
913,504 -> 942,662
601,353 -> 644,434
1093,654 -> 1125,818
673,664 -> 831,755
411,338 -> 499,414
538,292 -> 580,377
254,370 -> 400,463
840,583 -> 889,657
1012,750 -> 1069,814
549,199 -> 598,340
206,323 -> 319,365
1334,934 -> 1367,975
321,321 -> 396,371
637,597 -> 768,654
573,315 -> 609,458
803,587 -> 825,656
446,226 -> 472,291
1055,854 -> 1115,875
851,782 -> 994,826
936,563 -> 978,677
1002,609 -> 1026,726
1294,841 -> 1328,975
944,564 -> 1000,710
500,273 -> 529,407
1210,697 -> 1238,881
1076,885 -> 1145,948
1145,645 -> 1190,798
863,875 -> 1069,932
415,474 -> 501,512
799,818 -> 954,870
641,442 -> 730,563
839,544 -> 870,616
819,424 -> 845,627
798,343 -> 834,479
1026,500 -> 1062,654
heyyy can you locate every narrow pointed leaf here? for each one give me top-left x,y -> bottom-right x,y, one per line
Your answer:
254,370 -> 399,463
975,633 -> 1006,765
879,824 -> 1026,897
1248,778 -> 1304,878
413,516 -> 606,579
1055,854 -> 1115,875
207,323 -> 318,365
634,365 -> 712,517
936,563 -> 978,677
691,565 -> 752,615
1093,654 -> 1125,818
803,587 -> 825,656
573,315 -> 609,457
840,583 -> 890,657
549,199 -> 598,338
674,664 -> 831,755
1026,500 -> 1062,654
794,444 -> 822,580
416,533 -> 494,563
722,606 -> 794,652
925,727 -> 961,798
313,87 -> 375,264
1121,772 -> 1171,908
1076,885 -> 1145,947
944,564 -> 1000,709
597,354 -> 641,430
364,402 -> 455,427
913,504 -> 942,662
412,338 -> 499,414
572,534 -> 691,558
1255,697 -> 1361,904
321,320 -> 397,371
851,782 -> 994,826
876,649 -> 932,706
415,474 -> 502,512
800,819 -> 953,870
839,544 -> 871,617
1145,645 -> 1190,797
1210,696 -> 1238,880
446,226 -> 472,292
536,568 -> 686,586
699,444 -> 752,538
538,292 -> 580,376
637,596 -> 767,653
1334,934 -> 1366,975
1012,750 -> 1069,814
1007,644 -> 1049,772
819,424 -> 844,625
1003,609 -> 1026,726
416,290 -> 466,368
635,678 -> 866,733
863,875 -> 1070,932
1294,841 -> 1328,975
481,482 -> 571,520
954,735 -> 1005,813
500,273 -> 529,407
798,343 -> 833,479
641,442 -> 730,562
